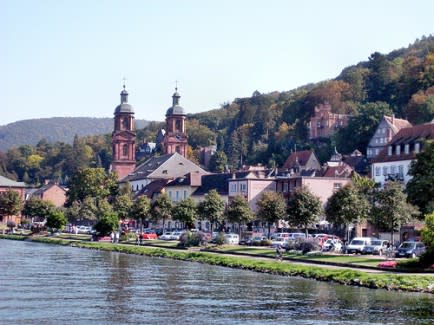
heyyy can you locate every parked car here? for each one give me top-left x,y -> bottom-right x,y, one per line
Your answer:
362,239 -> 389,255
141,230 -> 158,240
159,232 -> 173,240
271,232 -> 290,240
287,233 -> 306,241
345,237 -> 372,254
321,239 -> 342,252
224,233 -> 240,245
395,241 -> 426,258
170,231 -> 183,240
246,236 -> 267,246
77,226 -> 92,234
271,237 -> 288,248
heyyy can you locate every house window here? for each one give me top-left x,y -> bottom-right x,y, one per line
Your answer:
367,148 -> 371,157
388,146 -> 392,156
184,190 -> 187,199
240,183 -> 247,192
383,166 -> 388,176
398,165 -> 404,177
375,167 -> 381,176
317,121 -> 321,128
230,183 -> 237,192
396,145 -> 401,155
168,191 -> 172,199
391,165 -> 396,174
283,183 -> 288,193
176,191 -> 179,201
414,142 -> 420,153
404,144 -> 409,154
375,148 -> 379,156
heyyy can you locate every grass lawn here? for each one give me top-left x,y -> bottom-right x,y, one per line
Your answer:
208,245 -> 392,268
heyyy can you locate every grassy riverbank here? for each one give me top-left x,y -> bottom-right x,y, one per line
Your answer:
5,235 -> 431,294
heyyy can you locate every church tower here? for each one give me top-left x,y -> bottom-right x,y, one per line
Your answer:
111,84 -> 136,179
163,87 -> 188,157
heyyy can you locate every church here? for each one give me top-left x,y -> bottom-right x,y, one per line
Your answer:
111,84 -> 207,193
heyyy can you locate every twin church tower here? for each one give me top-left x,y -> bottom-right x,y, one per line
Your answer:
111,84 -> 188,179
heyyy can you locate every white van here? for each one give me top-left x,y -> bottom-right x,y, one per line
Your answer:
345,237 -> 372,254
224,233 -> 240,245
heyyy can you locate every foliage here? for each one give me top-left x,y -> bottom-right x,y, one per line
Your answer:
186,119 -> 216,149
151,193 -> 173,231
22,197 -> 55,220
225,195 -> 254,229
45,209 -> 67,232
214,232 -> 226,245
0,189 -> 23,219
66,168 -> 118,206
334,102 -> 393,153
256,191 -> 287,238
130,196 -> 151,226
325,184 -> 371,235
93,211 -> 119,236
420,212 -> 434,267
112,193 -> 133,220
294,237 -> 321,254
208,150 -> 228,173
179,230 -> 208,247
172,198 -> 197,229
197,189 -> 225,232
286,187 -> 322,235
372,182 -> 419,244
406,141 -> 434,215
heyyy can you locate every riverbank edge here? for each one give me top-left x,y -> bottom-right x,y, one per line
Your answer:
2,235 -> 433,294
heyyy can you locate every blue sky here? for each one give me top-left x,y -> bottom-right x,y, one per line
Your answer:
2,0 -> 433,125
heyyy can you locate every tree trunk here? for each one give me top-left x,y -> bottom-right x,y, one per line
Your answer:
268,223 -> 271,239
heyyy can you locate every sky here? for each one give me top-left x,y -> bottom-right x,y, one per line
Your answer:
2,0 -> 433,126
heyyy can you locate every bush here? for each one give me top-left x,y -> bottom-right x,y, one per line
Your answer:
294,237 -> 321,254
215,232 -> 226,245
94,212 -> 119,236
179,231 -> 209,247
260,239 -> 272,246
6,221 -> 16,230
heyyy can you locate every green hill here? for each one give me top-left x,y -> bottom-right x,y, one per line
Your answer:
0,117 -> 149,152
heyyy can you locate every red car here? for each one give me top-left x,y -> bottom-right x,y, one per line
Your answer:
141,230 -> 158,240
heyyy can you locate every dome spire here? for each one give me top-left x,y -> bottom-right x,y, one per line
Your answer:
172,80 -> 180,106
120,77 -> 128,104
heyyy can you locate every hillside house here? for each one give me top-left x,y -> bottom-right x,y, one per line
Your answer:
308,103 -> 350,140
0,175 -> 26,225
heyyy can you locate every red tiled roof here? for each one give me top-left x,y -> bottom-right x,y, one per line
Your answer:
384,115 -> 412,132
282,150 -> 314,169
322,163 -> 353,178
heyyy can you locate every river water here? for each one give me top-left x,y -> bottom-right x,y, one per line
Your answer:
0,240 -> 432,325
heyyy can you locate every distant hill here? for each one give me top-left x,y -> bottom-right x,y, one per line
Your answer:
0,117 -> 150,152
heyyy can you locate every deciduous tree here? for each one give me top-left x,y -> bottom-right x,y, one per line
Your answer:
197,189 -> 225,232
256,191 -> 286,239
287,187 -> 322,236
172,198 -> 197,230
225,195 -> 254,233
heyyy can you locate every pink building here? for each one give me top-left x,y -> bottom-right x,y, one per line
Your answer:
308,103 -> 350,140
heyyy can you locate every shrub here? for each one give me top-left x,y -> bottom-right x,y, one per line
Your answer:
260,239 -> 272,246
94,212 -> 119,236
179,231 -> 209,247
294,237 -> 321,254
215,232 -> 226,245
6,221 -> 16,230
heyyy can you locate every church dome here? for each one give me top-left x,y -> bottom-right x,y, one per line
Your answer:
166,88 -> 185,116
114,86 -> 134,114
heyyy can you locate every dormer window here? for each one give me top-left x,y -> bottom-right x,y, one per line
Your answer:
414,142 -> 420,153
404,144 -> 409,154
396,145 -> 401,155
388,146 -> 392,156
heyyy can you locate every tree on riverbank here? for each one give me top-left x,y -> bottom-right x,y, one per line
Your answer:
287,187 -> 322,236
0,189 -> 23,222
197,189 -> 225,233
151,193 -> 173,232
225,195 -> 254,233
46,209 -> 67,232
172,198 -> 197,230
256,191 -> 286,239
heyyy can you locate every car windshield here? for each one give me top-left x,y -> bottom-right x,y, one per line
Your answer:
350,240 -> 364,245
400,242 -> 415,249
371,240 -> 382,246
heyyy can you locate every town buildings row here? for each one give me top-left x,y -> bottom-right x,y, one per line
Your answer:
1,86 -> 433,241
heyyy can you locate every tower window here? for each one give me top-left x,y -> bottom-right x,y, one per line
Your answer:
122,117 -> 129,130
175,119 -> 181,132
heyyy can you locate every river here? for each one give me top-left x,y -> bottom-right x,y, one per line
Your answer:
0,240 -> 432,324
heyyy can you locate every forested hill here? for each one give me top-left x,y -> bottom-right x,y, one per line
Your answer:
0,117 -> 149,152
186,35 -> 434,168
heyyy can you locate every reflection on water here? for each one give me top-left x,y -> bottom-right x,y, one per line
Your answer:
0,240 -> 432,324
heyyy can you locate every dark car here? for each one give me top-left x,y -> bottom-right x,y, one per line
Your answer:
395,241 -> 426,258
